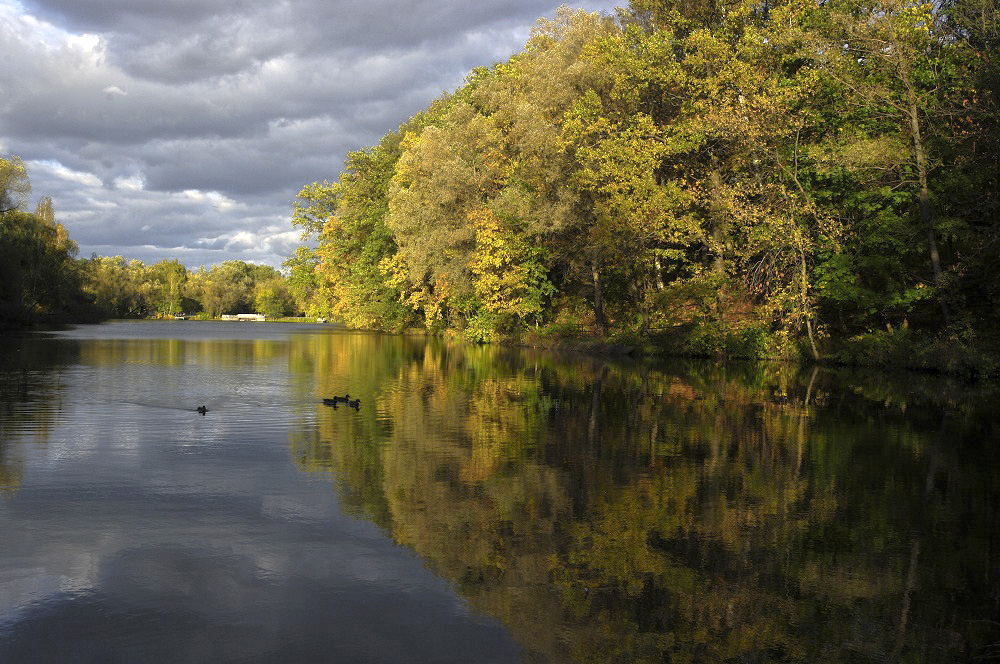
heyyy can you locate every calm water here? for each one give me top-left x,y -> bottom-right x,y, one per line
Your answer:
0,321 -> 997,662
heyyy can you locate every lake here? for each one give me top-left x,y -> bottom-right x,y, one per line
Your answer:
0,321 -> 997,662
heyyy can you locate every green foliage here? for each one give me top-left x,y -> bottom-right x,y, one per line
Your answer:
464,311 -> 500,344
682,319 -> 775,359
829,328 -> 1000,378
79,256 -> 294,320
147,259 -> 187,316
254,278 -> 295,319
280,0 -> 999,366
301,131 -> 421,330
281,245 -> 319,316
79,255 -> 147,318
0,155 -> 31,214
290,180 -> 339,241
469,208 -> 555,333
0,159 -> 93,328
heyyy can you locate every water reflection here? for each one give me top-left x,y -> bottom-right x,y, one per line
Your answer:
1,323 -> 998,662
291,339 -> 1000,663
0,324 -> 521,663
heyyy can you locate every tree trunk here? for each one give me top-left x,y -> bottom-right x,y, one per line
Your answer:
588,365 -> 606,445
904,71 -> 951,325
710,169 -> 726,276
799,244 -> 821,361
591,259 -> 608,334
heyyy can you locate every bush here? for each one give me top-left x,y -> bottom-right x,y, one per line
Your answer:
827,328 -> 1000,379
681,320 -> 776,359
464,312 -> 499,344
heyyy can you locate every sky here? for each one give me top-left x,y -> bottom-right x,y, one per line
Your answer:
0,0 -> 620,269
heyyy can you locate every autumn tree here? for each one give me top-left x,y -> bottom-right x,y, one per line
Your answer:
281,1 -> 1000,367
0,155 -> 31,214
1,169 -> 92,327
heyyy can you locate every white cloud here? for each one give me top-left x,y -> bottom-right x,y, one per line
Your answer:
27,159 -> 103,187
83,197 -> 118,209
2,0 -> 621,267
113,174 -> 144,190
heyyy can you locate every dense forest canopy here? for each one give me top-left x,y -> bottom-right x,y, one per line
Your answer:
286,0 -> 999,373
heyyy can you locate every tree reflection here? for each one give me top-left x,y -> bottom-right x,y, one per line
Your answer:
0,337 -> 82,495
291,338 -> 1000,662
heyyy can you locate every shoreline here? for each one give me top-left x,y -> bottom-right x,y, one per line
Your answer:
11,316 -> 997,383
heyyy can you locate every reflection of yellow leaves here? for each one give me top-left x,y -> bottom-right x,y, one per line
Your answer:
798,560 -> 897,602
0,463 -> 23,495
290,343 -> 942,662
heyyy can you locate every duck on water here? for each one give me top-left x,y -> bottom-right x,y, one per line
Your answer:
323,395 -> 361,410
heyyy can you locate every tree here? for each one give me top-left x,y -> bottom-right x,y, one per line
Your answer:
196,260 -> 255,317
282,245 -> 320,316
467,207 -> 555,338
387,123 -> 481,322
0,156 -> 31,214
809,0 -> 975,324
254,278 -> 294,319
278,0 -> 1000,362
147,259 -> 188,316
34,196 -> 54,224
320,132 -> 417,330
1,189 -> 90,326
84,256 -> 138,317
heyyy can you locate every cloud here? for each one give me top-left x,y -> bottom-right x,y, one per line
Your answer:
27,159 -> 103,187
2,0 -> 620,268
113,174 -> 143,190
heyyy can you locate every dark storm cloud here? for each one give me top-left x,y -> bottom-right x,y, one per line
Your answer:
25,0 -> 565,57
2,0 -> 619,267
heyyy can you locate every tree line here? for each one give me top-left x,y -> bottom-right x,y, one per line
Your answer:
0,156 -> 295,327
286,0 -> 998,372
80,255 -> 294,320
4,0 -> 997,372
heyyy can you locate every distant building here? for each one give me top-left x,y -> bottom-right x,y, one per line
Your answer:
221,313 -> 266,321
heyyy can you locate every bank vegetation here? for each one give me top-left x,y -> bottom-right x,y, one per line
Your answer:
285,0 -> 999,376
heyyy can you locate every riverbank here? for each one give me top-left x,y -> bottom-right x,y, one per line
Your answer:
18,313 -> 999,382
510,324 -> 1000,382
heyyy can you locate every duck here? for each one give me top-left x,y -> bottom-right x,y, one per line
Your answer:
347,398 -> 361,410
322,394 -> 351,406
196,405 -> 208,414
